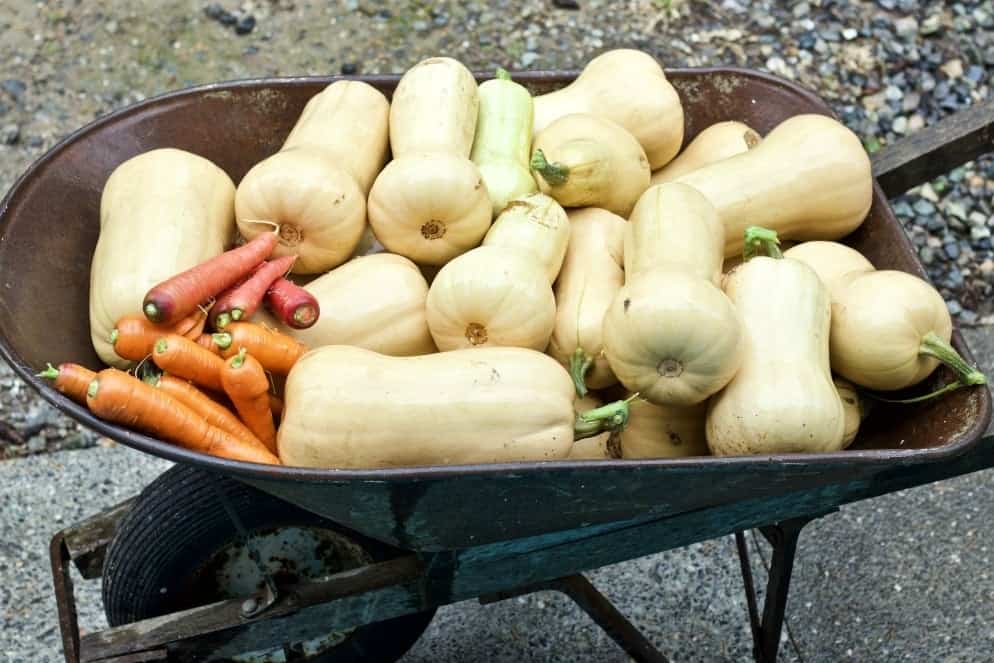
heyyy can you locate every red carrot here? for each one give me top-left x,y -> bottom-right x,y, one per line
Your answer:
265,277 -> 320,329
210,255 -> 297,330
37,362 -> 96,404
143,231 -> 279,326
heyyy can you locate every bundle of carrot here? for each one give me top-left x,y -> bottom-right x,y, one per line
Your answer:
38,228 -> 320,466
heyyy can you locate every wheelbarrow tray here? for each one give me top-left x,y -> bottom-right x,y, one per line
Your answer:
1,68 -> 989,551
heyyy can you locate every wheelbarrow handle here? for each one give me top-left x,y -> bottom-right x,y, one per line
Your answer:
871,96 -> 994,198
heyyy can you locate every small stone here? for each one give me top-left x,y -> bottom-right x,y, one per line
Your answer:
26,435 -> 46,453
862,91 -> 887,112
885,85 -> 903,101
966,66 -> 985,83
219,10 -> 237,25
920,246 -> 935,265
204,3 -> 226,19
921,14 -> 943,35
412,20 -> 429,32
972,226 -> 991,241
521,51 -> 539,67
234,15 -> 255,34
1,123 -> 19,145
27,135 -> 43,147
552,0 -> 580,7
913,199 -> 936,215
945,201 -> 968,220
1,79 -> 26,100
891,116 -> 909,134
960,309 -> 978,324
878,0 -> 897,9
926,216 -> 946,232
979,259 -> 994,282
340,62 -> 358,75
893,200 -> 914,217
945,242 -> 961,260
842,28 -> 858,41
894,16 -> 919,38
105,20 -> 119,34
902,92 -> 921,112
971,211 -> 988,226
941,59 -> 964,79
919,183 -> 940,202
946,300 -> 963,316
820,28 -> 841,42
432,13 -> 448,27
793,2 -> 810,17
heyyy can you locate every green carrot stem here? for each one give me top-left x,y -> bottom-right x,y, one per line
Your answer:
743,226 -> 783,261
212,332 -> 233,350
109,329 -> 119,345
154,338 -> 168,354
573,395 -> 636,440
231,309 -> 244,321
144,302 -> 162,322
230,347 -> 248,369
37,363 -> 59,380
569,347 -> 594,398
530,149 -> 570,185
87,379 -> 99,399
496,67 -> 511,81
918,331 -> 987,386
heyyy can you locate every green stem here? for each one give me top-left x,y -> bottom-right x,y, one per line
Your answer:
862,379 -> 975,404
569,347 -> 594,398
573,394 -> 636,440
87,378 -> 99,399
143,302 -> 161,322
230,347 -> 247,369
154,338 -> 168,354
743,226 -> 782,261
496,67 -> 511,81
37,363 -> 59,380
530,149 -> 570,185
212,332 -> 233,350
919,331 -> 987,386
108,329 -> 119,345
216,312 -> 232,329
231,309 -> 244,321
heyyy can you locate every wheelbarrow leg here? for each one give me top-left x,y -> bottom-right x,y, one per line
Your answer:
735,514 -> 830,663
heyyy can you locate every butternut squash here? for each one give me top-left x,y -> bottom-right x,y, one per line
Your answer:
835,378 -> 866,449
706,228 -> 846,456
828,270 -> 985,392
252,253 -> 436,357
235,81 -> 390,273
471,69 -> 538,216
425,194 -> 569,351
650,121 -> 761,185
782,241 -> 874,299
278,345 -> 630,468
676,114 -> 873,258
547,208 -> 626,396
367,57 -> 492,265
531,114 -> 651,217
619,398 -> 708,459
603,183 -> 743,406
533,49 -> 684,169
90,148 -> 235,368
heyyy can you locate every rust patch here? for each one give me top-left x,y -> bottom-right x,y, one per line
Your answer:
421,220 -> 446,240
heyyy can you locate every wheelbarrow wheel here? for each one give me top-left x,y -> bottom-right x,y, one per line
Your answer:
102,463 -> 435,662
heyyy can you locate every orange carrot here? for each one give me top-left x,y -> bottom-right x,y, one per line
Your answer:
86,368 -> 279,465
37,362 -> 96,404
194,333 -> 220,354
220,348 -> 277,454
143,231 -> 279,326
211,322 -> 308,375
210,255 -> 297,330
110,311 -> 208,362
179,309 -> 208,340
144,372 -> 264,448
152,333 -> 226,392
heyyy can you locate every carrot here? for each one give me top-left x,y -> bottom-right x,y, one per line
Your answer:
220,348 -> 278,454
143,231 -> 279,326
86,368 -> 279,465
211,322 -> 308,375
152,333 -> 226,392
144,372 -> 265,449
110,310 -> 208,362
210,255 -> 297,330
37,362 -> 96,404
269,393 -> 284,419
194,333 -> 220,354
265,276 -> 320,329
179,309 -> 208,340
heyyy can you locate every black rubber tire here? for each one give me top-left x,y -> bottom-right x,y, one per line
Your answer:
102,464 -> 435,663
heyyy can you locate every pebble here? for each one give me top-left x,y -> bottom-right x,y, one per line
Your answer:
945,242 -> 962,260
941,59 -> 964,79
946,202 -> 968,221
914,199 -> 937,216
902,92 -> 921,112
25,436 -> 45,454
947,300 -> 963,316
1,123 -> 19,145
842,28 -> 858,41
235,15 -> 255,34
340,62 -> 358,75
894,16 -> 919,39
1,79 -> 26,100
972,226 -> 991,241
921,14 -> 943,35
413,20 -> 429,32
892,116 -> 908,134
552,0 -> 580,8
970,211 -> 988,227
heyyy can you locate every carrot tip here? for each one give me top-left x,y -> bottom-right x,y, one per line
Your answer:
292,305 -> 318,328
109,329 -> 119,345
217,312 -> 232,329
212,332 -> 233,350
37,363 -> 59,380
87,379 -> 99,399
143,302 -> 162,322
231,347 -> 248,369
231,309 -> 244,321
154,338 -> 168,354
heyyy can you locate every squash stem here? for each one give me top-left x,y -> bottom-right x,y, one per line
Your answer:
530,149 -> 570,185
918,331 -> 987,386
569,347 -> 594,398
573,394 -> 636,440
862,379 -> 976,405
496,67 -> 511,81
743,226 -> 782,261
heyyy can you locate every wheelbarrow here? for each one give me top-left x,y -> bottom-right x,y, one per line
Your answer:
0,66 -> 992,663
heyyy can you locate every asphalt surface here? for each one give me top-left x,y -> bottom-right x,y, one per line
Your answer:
1,326 -> 992,662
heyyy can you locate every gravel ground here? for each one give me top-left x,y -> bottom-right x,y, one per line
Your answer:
4,0 -> 994,455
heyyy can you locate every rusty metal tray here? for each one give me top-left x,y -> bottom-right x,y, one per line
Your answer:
1,68 -> 990,551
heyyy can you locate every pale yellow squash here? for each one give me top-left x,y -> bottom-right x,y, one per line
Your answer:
531,113 -> 651,217
676,114 -> 873,258
90,148 -> 235,368
481,193 -> 570,282
706,235 -> 846,456
783,241 -> 874,299
835,378 -> 865,449
236,81 -> 390,273
620,398 -> 708,459
547,208 -> 626,394
650,120 -> 761,185
602,183 -> 743,406
278,346 -> 577,468
533,49 -> 684,169
722,239 -> 796,276
251,253 -> 436,357
567,394 -> 619,460
368,57 -> 492,265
